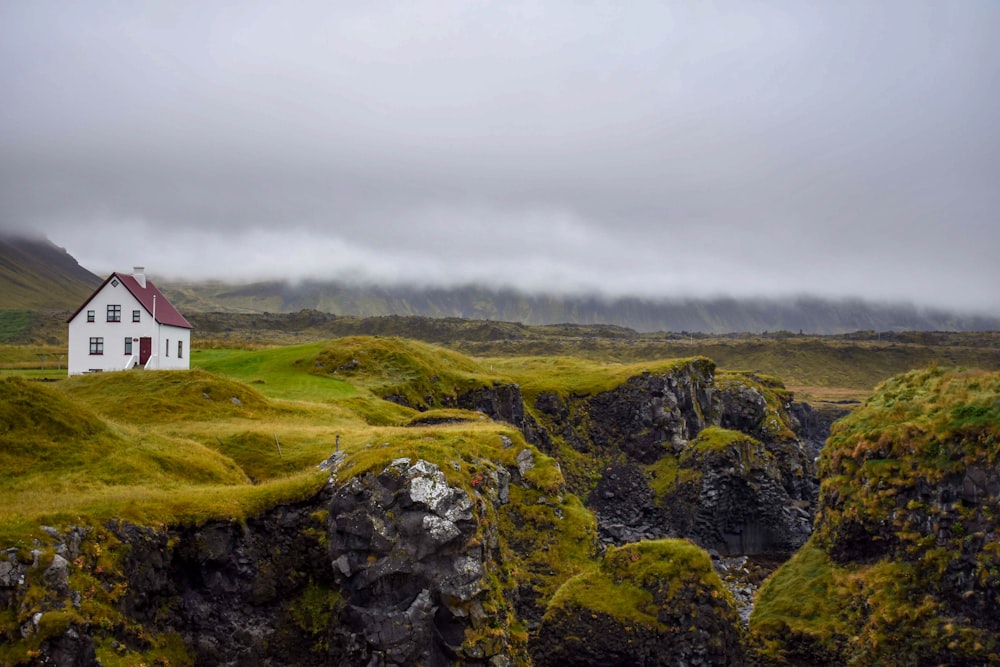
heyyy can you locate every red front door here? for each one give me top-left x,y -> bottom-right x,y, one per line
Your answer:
139,337 -> 152,365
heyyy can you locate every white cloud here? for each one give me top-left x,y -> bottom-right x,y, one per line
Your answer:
2,0 -> 998,314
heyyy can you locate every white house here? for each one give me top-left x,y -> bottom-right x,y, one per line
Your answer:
67,267 -> 193,375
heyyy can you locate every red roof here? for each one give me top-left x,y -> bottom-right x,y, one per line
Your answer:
68,272 -> 193,329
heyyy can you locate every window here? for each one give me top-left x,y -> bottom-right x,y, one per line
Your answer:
177,340 -> 183,358
87,310 -> 95,323
165,339 -> 170,357
89,337 -> 104,355
124,338 -> 133,355
107,305 -> 121,322
133,310 -> 141,322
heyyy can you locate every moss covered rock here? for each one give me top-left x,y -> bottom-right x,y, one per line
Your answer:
533,539 -> 745,666
752,367 -> 1000,666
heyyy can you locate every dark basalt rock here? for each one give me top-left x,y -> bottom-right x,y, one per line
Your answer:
589,464 -> 669,546
327,457 -> 519,666
587,360 -> 717,463
717,380 -> 770,437
457,382 -> 551,451
584,367 -> 824,556
31,627 -> 97,667
786,401 -> 851,453
666,436 -> 815,555
117,494 -> 338,667
533,608 -> 741,667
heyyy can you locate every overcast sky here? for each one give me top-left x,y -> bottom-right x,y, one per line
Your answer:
2,1 -> 998,312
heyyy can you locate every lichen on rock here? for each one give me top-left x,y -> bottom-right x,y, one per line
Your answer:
327,457 -> 523,665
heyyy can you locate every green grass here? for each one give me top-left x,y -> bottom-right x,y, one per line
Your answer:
486,355 -> 707,401
192,344 -> 358,401
308,336 -> 504,409
0,336 -> 589,560
751,543 -> 850,640
0,343 -> 68,371
687,426 -> 761,453
0,374 -> 307,543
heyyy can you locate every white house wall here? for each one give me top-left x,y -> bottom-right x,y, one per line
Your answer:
67,280 -> 191,375
156,325 -> 192,371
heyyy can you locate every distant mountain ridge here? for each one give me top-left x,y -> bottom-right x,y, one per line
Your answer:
0,234 -> 101,310
1,233 -> 997,334
162,279 -> 1000,335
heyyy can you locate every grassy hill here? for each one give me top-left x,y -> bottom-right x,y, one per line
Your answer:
0,337 -> 561,542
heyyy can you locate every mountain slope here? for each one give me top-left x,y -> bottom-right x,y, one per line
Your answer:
163,279 -> 1000,334
0,234 -> 102,309
2,235 -> 996,334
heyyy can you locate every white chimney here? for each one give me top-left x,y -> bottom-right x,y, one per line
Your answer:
133,266 -> 146,288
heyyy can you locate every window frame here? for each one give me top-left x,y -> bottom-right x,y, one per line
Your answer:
132,310 -> 141,323
177,340 -> 183,359
107,304 -> 121,322
89,337 -> 104,355
124,338 -> 133,355
87,310 -> 95,323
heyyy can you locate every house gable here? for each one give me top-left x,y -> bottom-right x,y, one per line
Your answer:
68,271 -> 192,329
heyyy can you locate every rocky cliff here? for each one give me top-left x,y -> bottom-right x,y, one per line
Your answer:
527,362 -> 822,556
2,352 -> 844,666
3,455 -> 525,667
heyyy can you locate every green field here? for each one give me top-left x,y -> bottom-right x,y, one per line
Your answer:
192,344 -> 358,401
0,337 -> 570,544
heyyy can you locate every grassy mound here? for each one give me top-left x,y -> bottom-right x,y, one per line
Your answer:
311,336 -> 496,408
488,355 -> 707,400
0,376 -> 253,542
685,426 -> 762,455
1,375 -> 108,444
535,539 -> 744,665
59,369 -> 273,423
751,367 -> 1000,666
545,539 -> 735,630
